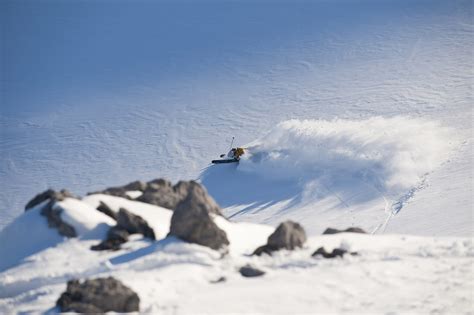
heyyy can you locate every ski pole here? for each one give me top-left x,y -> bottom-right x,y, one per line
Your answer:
229,136 -> 234,151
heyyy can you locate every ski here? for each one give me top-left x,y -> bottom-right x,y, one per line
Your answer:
211,158 -> 239,164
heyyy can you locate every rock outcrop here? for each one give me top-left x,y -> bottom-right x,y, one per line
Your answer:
137,180 -> 223,213
88,180 -> 147,199
25,189 -> 75,211
168,182 -> 228,250
56,277 -> 139,313
253,220 -> 307,256
91,206 -> 156,251
88,179 -> 223,214
322,227 -> 367,235
136,179 -> 185,209
25,189 -> 77,237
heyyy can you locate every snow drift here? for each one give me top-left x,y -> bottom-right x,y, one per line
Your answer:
201,117 -> 458,232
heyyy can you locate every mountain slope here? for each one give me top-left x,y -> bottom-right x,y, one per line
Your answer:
1,1 -> 472,235
0,195 -> 472,314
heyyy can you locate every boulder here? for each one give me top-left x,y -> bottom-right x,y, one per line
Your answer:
322,227 -> 367,235
88,178 -> 221,214
137,179 -> 223,214
168,183 -> 229,250
239,265 -> 265,278
253,220 -> 306,256
147,178 -> 172,190
56,277 -> 140,313
91,226 -> 129,251
122,180 -> 147,192
137,179 -> 181,209
174,181 -> 222,215
25,189 -> 75,211
268,221 -> 307,250
116,208 -> 155,240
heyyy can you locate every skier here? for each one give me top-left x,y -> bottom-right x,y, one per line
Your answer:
227,147 -> 245,160
212,137 -> 245,164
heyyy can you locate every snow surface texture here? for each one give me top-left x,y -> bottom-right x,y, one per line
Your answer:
1,1 -> 472,236
1,1 -> 473,313
0,195 -> 472,314
202,117 -> 466,235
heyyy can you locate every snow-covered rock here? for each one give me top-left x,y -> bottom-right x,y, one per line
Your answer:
82,194 -> 172,240
0,197 -> 115,272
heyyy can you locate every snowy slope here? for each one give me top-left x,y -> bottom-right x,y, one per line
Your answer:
0,195 -> 472,314
1,0 -> 472,236
201,116 -> 465,235
1,1 -> 473,313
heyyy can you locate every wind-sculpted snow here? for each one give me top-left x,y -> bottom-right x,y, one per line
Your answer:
202,117 -> 458,234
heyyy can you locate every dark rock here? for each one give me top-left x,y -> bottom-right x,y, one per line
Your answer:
42,201 -> 77,238
252,244 -> 278,256
90,238 -> 124,251
25,189 -> 75,211
90,226 -> 129,251
137,179 -> 202,210
147,178 -> 172,190
56,277 -> 140,313
25,189 -> 77,237
267,221 -> 307,250
173,181 -> 222,215
173,180 -> 193,198
89,179 -> 222,215
137,179 -> 180,209
168,183 -> 229,250
137,179 -> 223,214
108,225 -> 129,242
239,265 -> 265,278
322,227 -> 367,235
96,201 -> 118,220
312,247 -> 358,258
88,180 -> 148,199
59,302 -> 103,313
116,208 -> 155,240
252,221 -> 307,256
24,189 -> 78,237
122,180 -> 147,192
